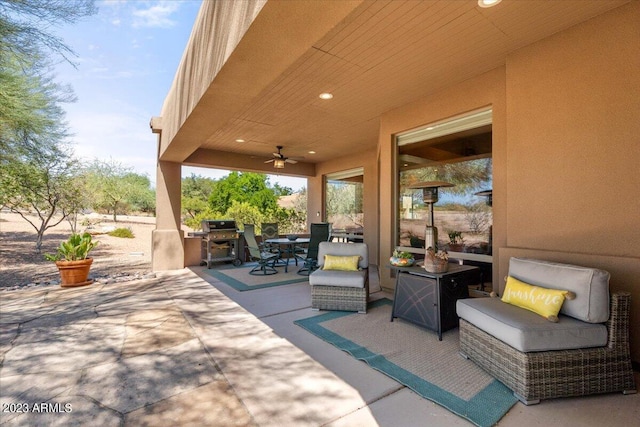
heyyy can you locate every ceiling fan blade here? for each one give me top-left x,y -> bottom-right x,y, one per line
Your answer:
264,159 -> 275,163
286,159 -> 298,164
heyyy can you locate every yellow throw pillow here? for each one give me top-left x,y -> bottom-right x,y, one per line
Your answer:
501,276 -> 572,322
322,255 -> 361,271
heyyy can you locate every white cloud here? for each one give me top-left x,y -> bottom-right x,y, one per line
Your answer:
115,70 -> 134,79
132,2 -> 180,29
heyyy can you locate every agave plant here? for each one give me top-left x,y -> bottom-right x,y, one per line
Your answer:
44,233 -> 98,262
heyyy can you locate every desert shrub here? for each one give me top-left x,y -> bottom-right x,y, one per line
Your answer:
108,227 -> 134,238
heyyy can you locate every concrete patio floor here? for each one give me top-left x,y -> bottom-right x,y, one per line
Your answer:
1,266 -> 638,426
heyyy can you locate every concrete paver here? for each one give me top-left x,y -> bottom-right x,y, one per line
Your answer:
76,338 -> 216,413
125,381 -> 256,427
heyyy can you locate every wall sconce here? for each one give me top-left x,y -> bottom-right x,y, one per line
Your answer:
273,159 -> 286,169
407,181 -> 454,251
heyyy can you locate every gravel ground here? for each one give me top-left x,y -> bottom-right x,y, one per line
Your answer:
0,211 -> 158,291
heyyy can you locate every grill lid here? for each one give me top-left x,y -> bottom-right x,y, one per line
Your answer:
201,220 -> 237,232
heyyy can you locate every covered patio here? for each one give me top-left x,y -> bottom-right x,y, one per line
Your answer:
2,268 -> 638,425
150,0 -> 639,379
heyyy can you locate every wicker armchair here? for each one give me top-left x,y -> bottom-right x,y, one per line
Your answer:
459,291 -> 636,404
309,242 -> 369,313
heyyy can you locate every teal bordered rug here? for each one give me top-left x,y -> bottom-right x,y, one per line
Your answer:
295,299 -> 517,427
204,263 -> 308,291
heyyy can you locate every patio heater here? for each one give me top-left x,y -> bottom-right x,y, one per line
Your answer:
475,190 -> 492,207
475,189 -> 493,255
408,181 -> 454,251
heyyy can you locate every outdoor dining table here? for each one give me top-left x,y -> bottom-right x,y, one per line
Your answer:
265,237 -> 310,273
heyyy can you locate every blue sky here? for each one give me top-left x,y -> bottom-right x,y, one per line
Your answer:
54,0 -> 306,191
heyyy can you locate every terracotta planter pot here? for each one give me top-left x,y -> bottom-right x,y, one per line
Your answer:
55,258 -> 94,287
448,243 -> 464,252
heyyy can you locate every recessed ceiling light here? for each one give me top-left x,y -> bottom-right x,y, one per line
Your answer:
235,139 -> 245,143
478,0 -> 502,8
319,92 -> 333,100
308,151 -> 316,154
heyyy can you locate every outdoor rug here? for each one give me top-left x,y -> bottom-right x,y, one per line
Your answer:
295,298 -> 517,427
204,263 -> 309,291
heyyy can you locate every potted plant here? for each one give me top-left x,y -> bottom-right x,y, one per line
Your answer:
423,247 -> 449,273
447,230 -> 464,252
45,233 -> 98,287
390,249 -> 415,267
408,231 -> 425,249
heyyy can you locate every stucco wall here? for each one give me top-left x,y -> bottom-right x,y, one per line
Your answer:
503,2 -> 640,362
505,2 -> 639,256
377,2 -> 639,362
152,161 -> 184,271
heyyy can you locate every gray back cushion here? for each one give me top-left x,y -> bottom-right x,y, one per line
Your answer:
317,242 -> 368,269
508,258 -> 610,323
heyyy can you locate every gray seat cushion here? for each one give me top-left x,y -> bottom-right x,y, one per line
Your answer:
457,297 -> 607,352
508,258 -> 610,323
309,269 -> 367,288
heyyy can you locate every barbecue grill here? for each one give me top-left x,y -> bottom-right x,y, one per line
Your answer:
197,220 -> 243,268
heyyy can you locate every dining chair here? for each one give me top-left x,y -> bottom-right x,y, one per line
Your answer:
243,224 -> 279,275
261,223 -> 279,243
297,222 -> 331,276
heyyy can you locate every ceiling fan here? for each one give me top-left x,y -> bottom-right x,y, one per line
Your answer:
264,146 -> 299,168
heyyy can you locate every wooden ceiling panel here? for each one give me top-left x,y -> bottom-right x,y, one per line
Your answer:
481,0 -> 630,48
182,0 -> 630,168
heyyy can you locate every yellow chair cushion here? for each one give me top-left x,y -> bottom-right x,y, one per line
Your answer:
501,276 -> 572,322
322,255 -> 361,271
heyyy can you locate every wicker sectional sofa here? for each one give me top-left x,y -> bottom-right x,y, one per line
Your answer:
457,257 -> 637,405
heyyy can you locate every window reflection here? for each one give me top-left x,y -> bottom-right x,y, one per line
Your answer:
325,168 -> 364,239
398,159 -> 492,254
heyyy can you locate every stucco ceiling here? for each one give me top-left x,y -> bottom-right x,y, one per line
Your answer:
168,0 -> 629,176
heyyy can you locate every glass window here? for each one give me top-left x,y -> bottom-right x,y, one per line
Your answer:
325,168 -> 364,239
396,109 -> 493,255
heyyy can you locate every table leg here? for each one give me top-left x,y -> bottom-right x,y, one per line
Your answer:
390,271 -> 401,322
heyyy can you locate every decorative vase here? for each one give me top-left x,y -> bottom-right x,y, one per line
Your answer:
390,256 -> 415,267
55,258 -> 94,287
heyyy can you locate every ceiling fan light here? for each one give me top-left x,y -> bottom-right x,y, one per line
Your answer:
273,159 -> 286,169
